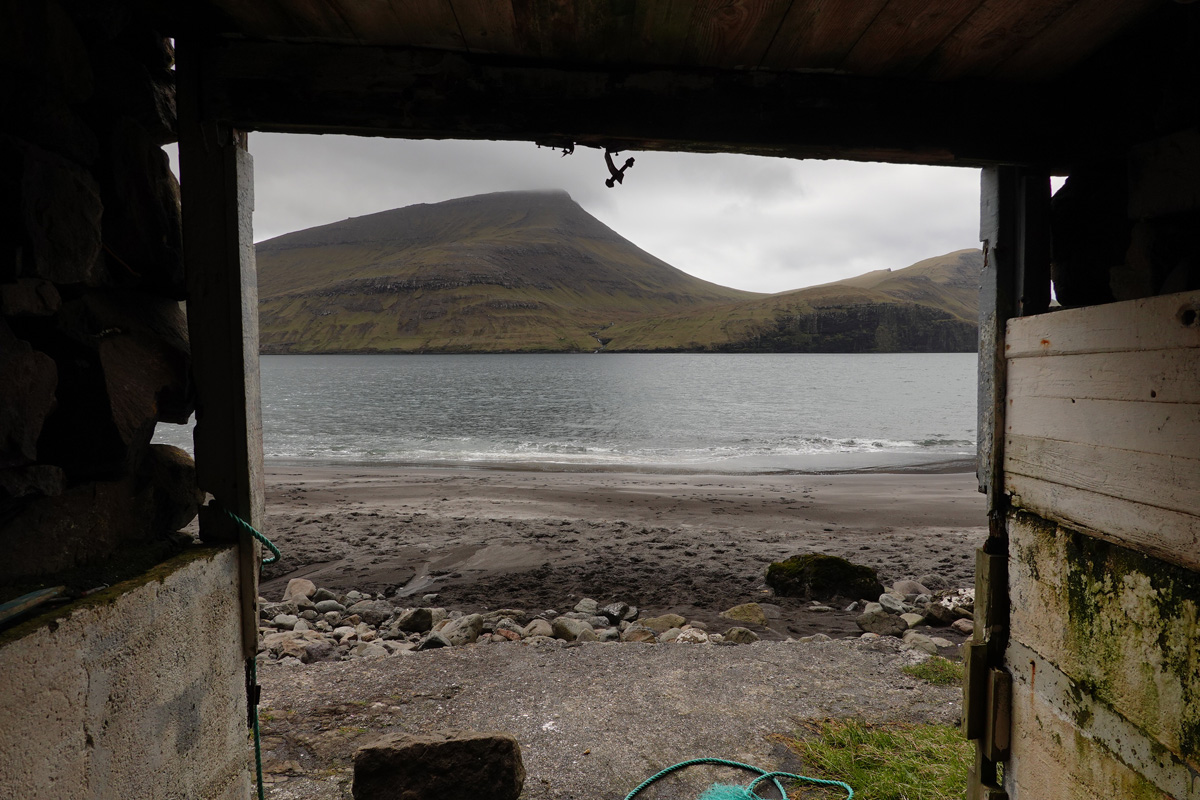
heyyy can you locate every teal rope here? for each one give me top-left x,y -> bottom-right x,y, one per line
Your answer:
622,757 -> 853,800
250,657 -> 265,800
219,506 -> 281,564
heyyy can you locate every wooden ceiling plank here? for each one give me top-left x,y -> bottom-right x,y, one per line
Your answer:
761,0 -> 890,70
679,0 -> 792,68
509,0 -> 639,63
321,0 -> 403,44
202,39 -> 1083,168
202,0 -> 312,38
918,0 -> 1076,80
277,0 -> 358,39
994,0 -> 1161,80
841,0 -> 980,77
451,0 -> 521,55
634,0 -> 695,64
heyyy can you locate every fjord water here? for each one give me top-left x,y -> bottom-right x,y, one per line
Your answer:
156,353 -> 977,473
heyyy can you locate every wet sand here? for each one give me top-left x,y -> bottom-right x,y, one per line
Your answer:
260,464 -> 986,640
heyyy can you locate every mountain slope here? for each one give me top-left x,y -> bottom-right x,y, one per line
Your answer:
256,191 -> 760,353
598,249 -> 983,352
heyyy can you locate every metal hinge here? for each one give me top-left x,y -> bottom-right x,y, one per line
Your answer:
964,547 -> 1011,798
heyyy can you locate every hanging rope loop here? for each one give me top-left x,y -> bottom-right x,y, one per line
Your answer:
210,502 -> 281,564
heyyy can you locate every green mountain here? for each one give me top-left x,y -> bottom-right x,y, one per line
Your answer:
256,190 -> 759,353
256,191 -> 981,354
600,249 -> 982,353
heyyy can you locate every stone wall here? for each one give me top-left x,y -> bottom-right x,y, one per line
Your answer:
0,546 -> 252,800
1,0 -> 201,592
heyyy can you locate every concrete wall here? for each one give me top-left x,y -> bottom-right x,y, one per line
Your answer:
0,546 -> 251,800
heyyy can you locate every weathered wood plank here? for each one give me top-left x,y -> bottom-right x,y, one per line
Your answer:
918,0 -> 1074,79
994,0 -> 1160,80
325,0 -> 462,49
201,40 -> 1076,167
633,0 -> 694,64
1008,396 -> 1200,460
178,42 -> 267,659
1006,291 -> 1200,357
841,0 -> 979,76
452,0 -> 521,55
1005,474 -> 1200,571
511,0 -> 639,62
1005,434 -> 1200,516
977,167 -> 1018,502
761,0 -> 889,70
227,0 -> 357,39
678,0 -> 791,68
1008,350 -> 1200,404
202,0 -> 310,38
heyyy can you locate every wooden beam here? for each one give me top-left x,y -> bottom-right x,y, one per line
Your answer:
178,40 -> 266,660
977,166 -> 1019,505
1015,171 -> 1051,316
195,39 -> 1079,168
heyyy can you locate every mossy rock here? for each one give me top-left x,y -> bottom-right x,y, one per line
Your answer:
766,554 -> 884,600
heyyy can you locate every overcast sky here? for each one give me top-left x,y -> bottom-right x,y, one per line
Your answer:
219,133 -> 984,294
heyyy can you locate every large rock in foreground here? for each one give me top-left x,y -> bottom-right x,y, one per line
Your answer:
352,730 -> 524,800
765,553 -> 884,601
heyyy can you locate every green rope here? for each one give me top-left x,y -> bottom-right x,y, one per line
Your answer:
219,506 -> 281,564
250,657 -> 265,800
622,757 -> 853,800
213,504 -> 277,799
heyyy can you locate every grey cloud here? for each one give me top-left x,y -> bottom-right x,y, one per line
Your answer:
238,133 -> 980,294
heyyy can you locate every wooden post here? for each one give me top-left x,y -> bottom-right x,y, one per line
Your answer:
978,166 -> 1052,505
977,166 -> 1019,508
177,40 -> 265,661
1015,171 -> 1052,317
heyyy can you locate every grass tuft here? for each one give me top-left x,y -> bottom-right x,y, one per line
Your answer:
901,656 -> 965,686
777,718 -> 972,799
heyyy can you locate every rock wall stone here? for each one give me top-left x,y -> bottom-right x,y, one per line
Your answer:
1,0 -> 195,591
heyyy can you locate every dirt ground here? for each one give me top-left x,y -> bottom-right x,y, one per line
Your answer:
253,465 -> 984,799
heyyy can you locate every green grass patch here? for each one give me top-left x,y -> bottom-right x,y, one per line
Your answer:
777,719 -> 972,799
901,656 -> 965,686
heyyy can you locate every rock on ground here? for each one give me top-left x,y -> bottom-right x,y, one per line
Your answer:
352,731 -> 524,800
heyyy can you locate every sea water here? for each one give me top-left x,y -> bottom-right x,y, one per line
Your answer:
153,353 -> 977,473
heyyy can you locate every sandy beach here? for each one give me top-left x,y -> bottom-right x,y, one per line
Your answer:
260,464 -> 986,639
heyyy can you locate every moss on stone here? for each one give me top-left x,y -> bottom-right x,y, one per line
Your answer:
0,544 -> 233,647
765,553 -> 884,600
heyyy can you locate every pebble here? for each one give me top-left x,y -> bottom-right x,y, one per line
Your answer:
877,593 -> 906,614
573,598 -> 599,615
254,581 -> 976,666
719,602 -> 768,627
314,600 -> 345,614
902,631 -> 939,655
723,627 -> 759,645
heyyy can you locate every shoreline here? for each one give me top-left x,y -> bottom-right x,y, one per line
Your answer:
260,464 -> 987,641
261,453 -> 977,477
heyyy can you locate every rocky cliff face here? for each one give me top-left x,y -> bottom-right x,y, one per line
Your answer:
257,192 -> 982,354
719,303 -> 978,353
